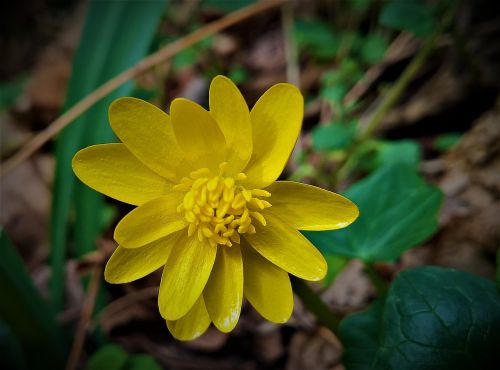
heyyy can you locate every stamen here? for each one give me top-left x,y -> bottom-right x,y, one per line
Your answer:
251,189 -> 271,197
250,211 -> 267,226
176,166 -> 272,247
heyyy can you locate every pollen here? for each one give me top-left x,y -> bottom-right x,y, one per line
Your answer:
174,162 -> 272,247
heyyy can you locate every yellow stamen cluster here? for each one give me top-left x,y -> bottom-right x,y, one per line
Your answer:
174,163 -> 271,247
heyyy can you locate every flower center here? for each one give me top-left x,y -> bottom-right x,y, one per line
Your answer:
174,163 -> 272,247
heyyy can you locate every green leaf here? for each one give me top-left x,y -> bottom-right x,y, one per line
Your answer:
379,0 -> 436,38
0,321 -> 27,370
85,345 -> 162,370
50,0 -> 167,310
289,163 -> 316,182
341,298 -> 384,369
434,132 -> 462,152
294,19 -> 340,60
359,34 -> 388,65
86,344 -> 129,370
322,58 -> 363,86
228,64 -> 250,85
0,228 -> 66,370
496,249 -> 500,289
0,76 -> 26,111
304,164 -> 442,262
202,0 -> 255,12
172,37 -> 213,70
349,0 -> 372,13
340,266 -> 500,370
173,47 -> 198,69
312,121 -> 357,151
321,85 -> 349,104
358,140 -> 421,171
127,355 -> 162,370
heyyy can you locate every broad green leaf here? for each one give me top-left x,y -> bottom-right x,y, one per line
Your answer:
85,344 -> 128,370
304,164 -> 442,262
312,121 -> 357,151
358,140 -> 421,171
0,228 -> 66,370
340,266 -> 500,370
127,355 -> 163,370
50,0 -> 166,310
379,0 -> 436,38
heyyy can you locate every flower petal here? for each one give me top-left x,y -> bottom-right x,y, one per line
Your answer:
166,295 -> 211,341
266,181 -> 359,231
170,98 -> 226,172
114,194 -> 187,248
109,97 -> 187,181
241,240 -> 293,323
158,235 -> 217,320
244,83 -> 303,188
203,244 -> 243,333
209,75 -> 252,175
72,143 -> 170,206
104,231 -> 182,284
244,213 -> 327,281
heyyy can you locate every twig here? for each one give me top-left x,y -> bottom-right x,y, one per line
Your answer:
0,0 -> 287,177
281,2 -> 300,87
343,33 -> 418,106
99,286 -> 158,326
65,265 -> 102,370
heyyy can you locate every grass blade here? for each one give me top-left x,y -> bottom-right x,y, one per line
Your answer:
50,0 -> 167,311
0,228 -> 66,370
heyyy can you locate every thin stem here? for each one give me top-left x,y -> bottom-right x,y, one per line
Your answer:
0,0 -> 287,178
291,277 -> 340,334
358,33 -> 438,141
333,9 -> 455,185
363,263 -> 388,296
332,34 -> 435,184
65,265 -> 102,370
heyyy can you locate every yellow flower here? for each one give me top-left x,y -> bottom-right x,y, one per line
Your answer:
72,76 -> 358,340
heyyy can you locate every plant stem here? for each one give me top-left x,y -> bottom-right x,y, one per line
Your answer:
291,277 -> 341,334
334,9 -> 455,185
333,35 -> 436,184
364,263 -> 389,296
359,33 -> 438,141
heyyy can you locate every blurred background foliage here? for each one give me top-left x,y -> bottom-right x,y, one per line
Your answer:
1,0 -> 499,369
